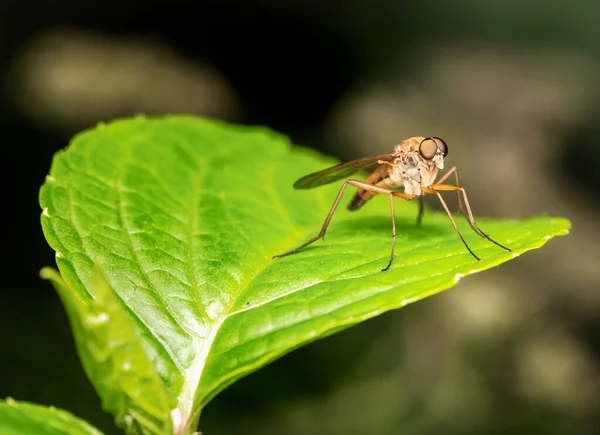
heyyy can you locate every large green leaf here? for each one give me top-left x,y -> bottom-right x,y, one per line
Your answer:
39,115 -> 570,433
0,398 -> 104,435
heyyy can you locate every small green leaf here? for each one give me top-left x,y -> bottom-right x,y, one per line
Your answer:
40,266 -> 175,435
39,115 -> 570,432
0,397 -> 104,435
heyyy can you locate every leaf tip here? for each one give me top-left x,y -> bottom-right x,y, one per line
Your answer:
554,217 -> 572,234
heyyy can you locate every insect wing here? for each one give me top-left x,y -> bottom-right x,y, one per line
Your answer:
293,154 -> 395,189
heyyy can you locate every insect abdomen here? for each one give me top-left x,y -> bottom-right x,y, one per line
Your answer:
348,194 -> 368,211
347,165 -> 390,211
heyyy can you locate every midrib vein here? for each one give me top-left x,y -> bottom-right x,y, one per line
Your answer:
177,154 -> 300,418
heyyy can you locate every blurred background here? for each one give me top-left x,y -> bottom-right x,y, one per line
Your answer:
1,1 -> 599,434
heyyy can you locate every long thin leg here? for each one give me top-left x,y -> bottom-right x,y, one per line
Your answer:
422,187 -> 481,260
382,192 -> 397,272
431,184 -> 511,252
436,166 -> 464,214
273,180 -> 353,259
273,179 -> 416,272
416,196 -> 424,227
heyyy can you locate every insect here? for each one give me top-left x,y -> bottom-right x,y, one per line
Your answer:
273,136 -> 511,272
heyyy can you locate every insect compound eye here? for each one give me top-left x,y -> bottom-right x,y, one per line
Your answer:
419,138 -> 438,160
432,137 -> 448,157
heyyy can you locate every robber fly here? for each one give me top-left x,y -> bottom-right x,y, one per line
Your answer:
273,136 -> 511,272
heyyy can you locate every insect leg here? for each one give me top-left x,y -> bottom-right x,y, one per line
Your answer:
435,166 -> 465,214
422,187 -> 481,261
382,192 -> 397,272
416,196 -> 424,227
272,180 -> 354,259
273,180 -> 416,273
431,184 -> 511,252
349,181 -> 415,271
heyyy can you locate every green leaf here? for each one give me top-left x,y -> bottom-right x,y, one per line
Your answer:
39,115 -> 570,433
0,397 -> 104,435
39,266 -> 175,435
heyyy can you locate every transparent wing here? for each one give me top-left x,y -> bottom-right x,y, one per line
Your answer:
293,154 -> 395,189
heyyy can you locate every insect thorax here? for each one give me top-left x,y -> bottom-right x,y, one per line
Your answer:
390,152 -> 440,196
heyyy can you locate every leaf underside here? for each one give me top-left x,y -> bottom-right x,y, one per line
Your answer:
40,266 -> 174,435
39,115 -> 571,432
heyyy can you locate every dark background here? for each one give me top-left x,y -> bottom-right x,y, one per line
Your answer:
2,1 -> 600,434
